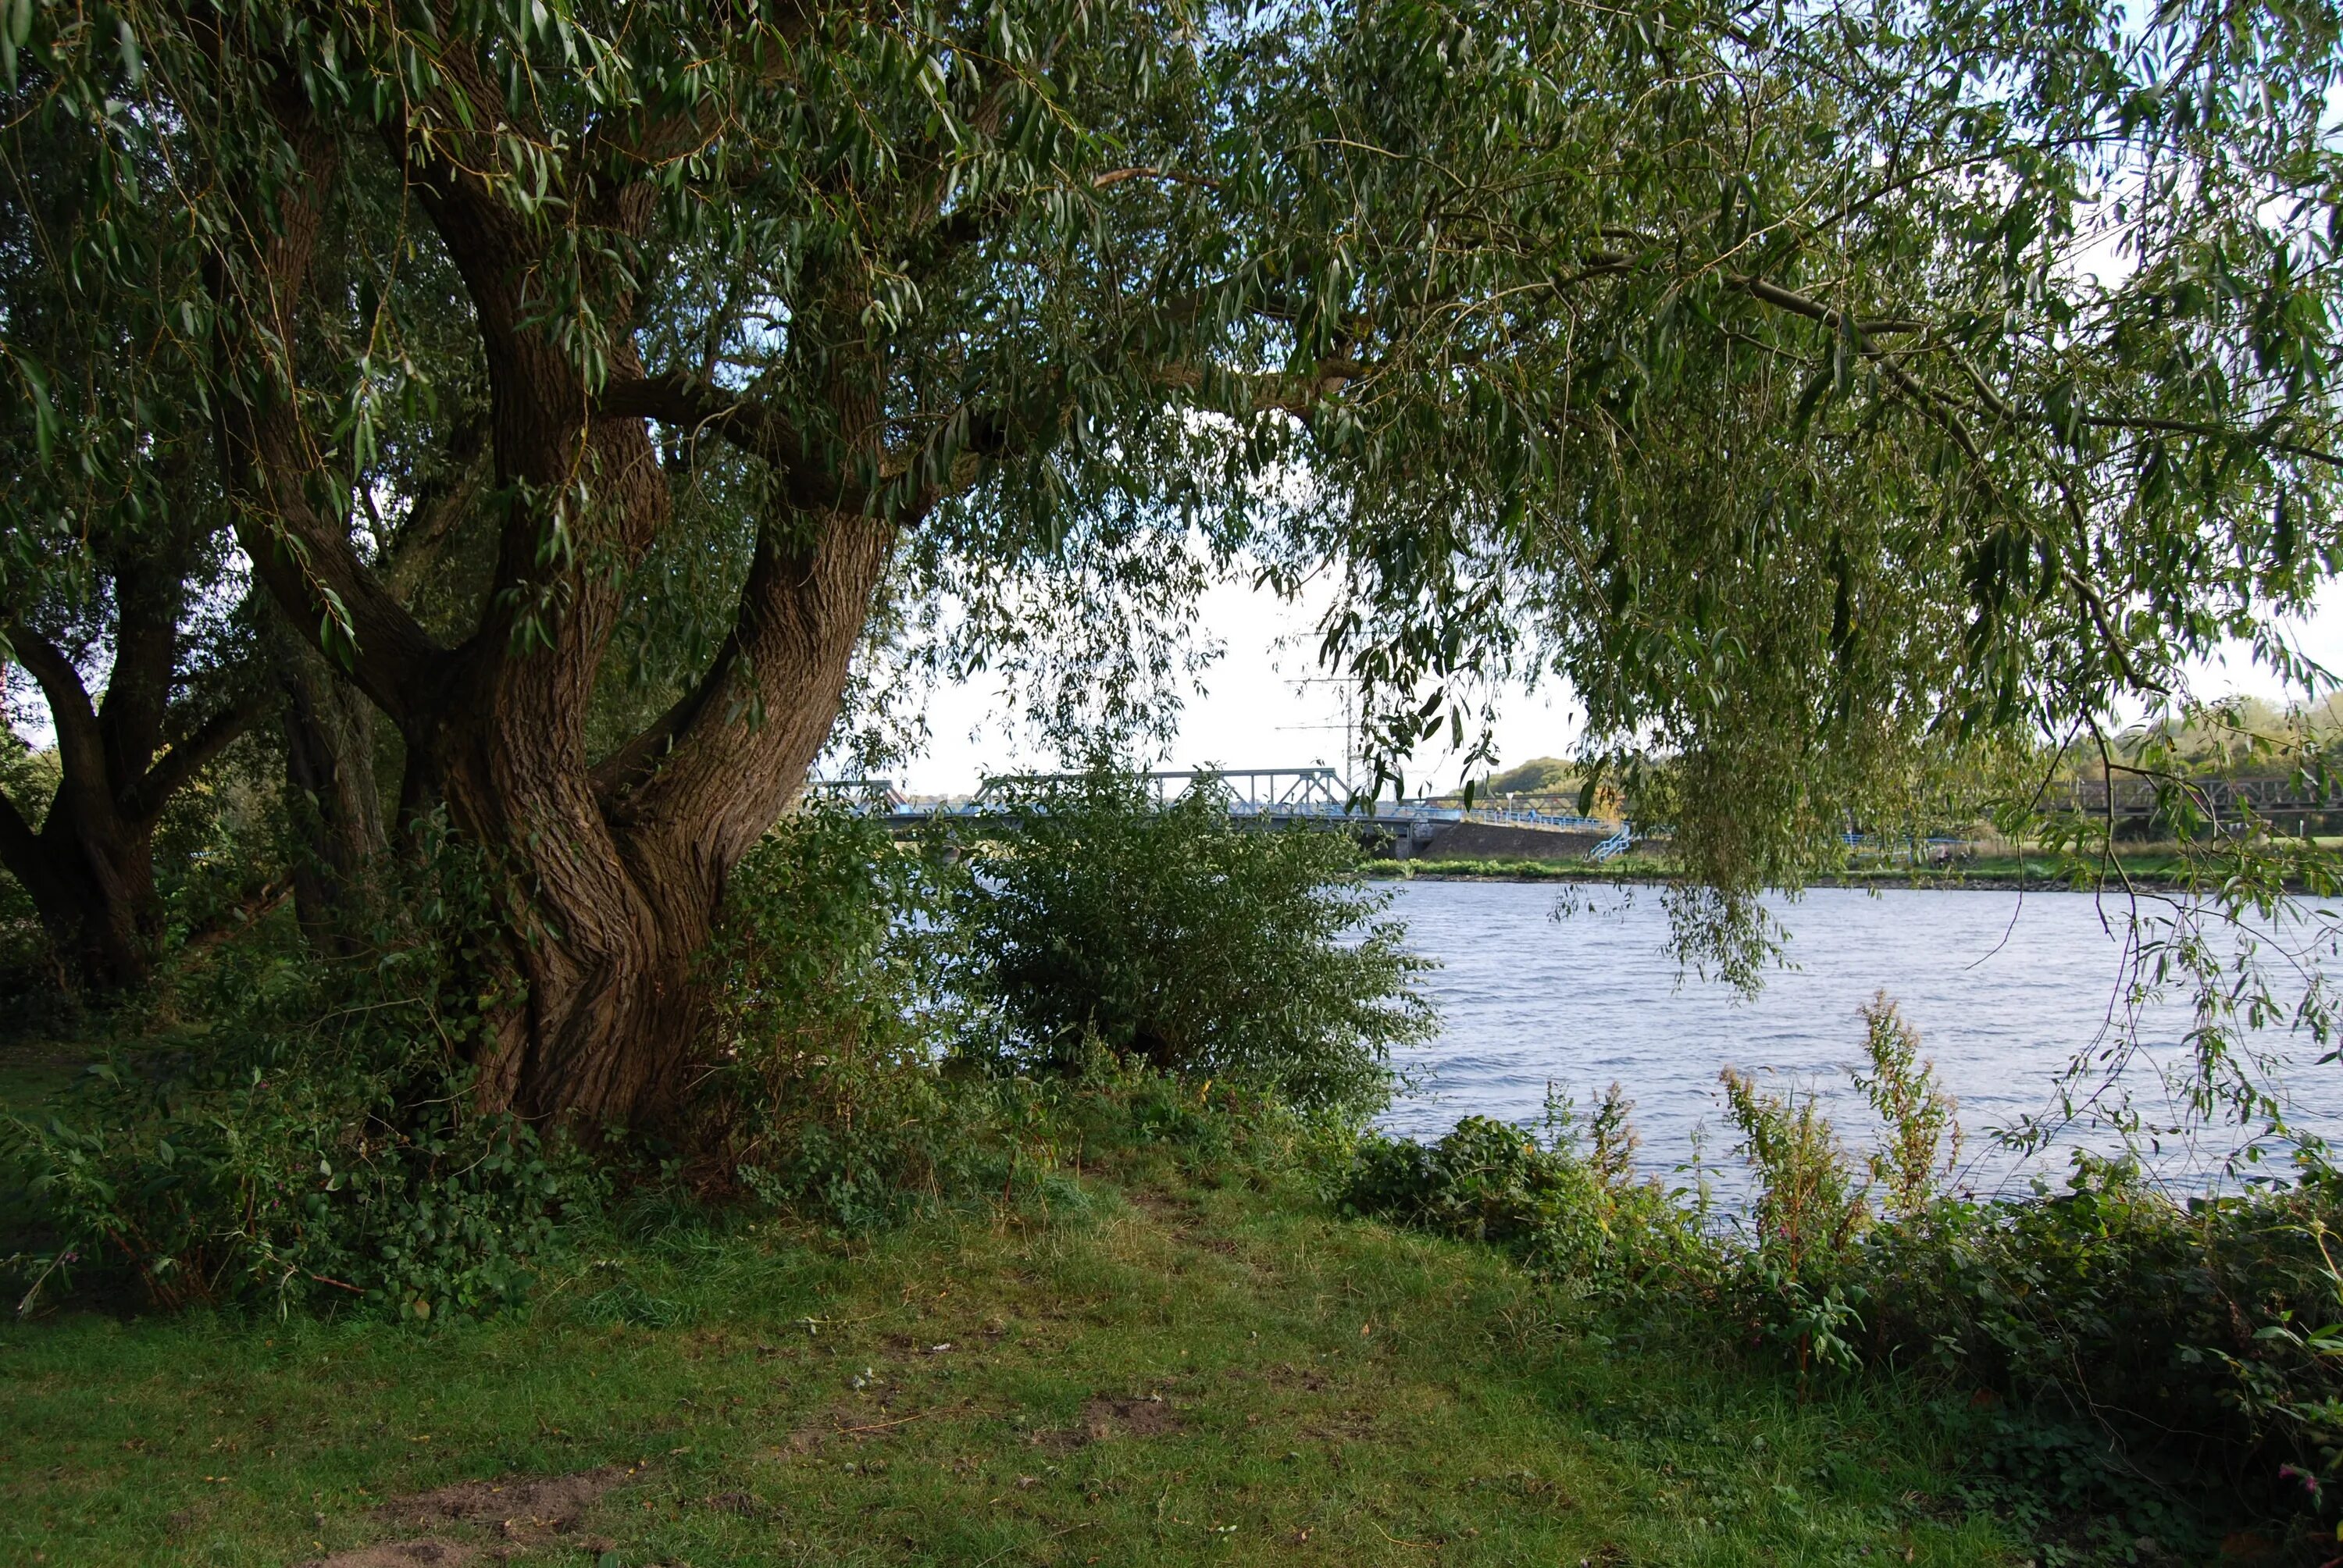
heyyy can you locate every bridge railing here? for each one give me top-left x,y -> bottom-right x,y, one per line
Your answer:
2052,775 -> 2343,818
815,769 -> 1628,833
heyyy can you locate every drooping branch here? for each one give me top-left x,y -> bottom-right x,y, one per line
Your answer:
1730,270 -> 2343,472
1728,273 -> 1995,467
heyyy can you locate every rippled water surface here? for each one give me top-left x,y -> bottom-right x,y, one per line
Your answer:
1380,881 -> 2343,1194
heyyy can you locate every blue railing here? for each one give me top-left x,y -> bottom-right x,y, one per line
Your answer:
1588,825 -> 1636,862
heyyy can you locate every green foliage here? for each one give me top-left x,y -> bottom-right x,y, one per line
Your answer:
1344,1094 -> 1716,1291
1,823 -> 602,1319
950,766 -> 1435,1118
1855,1158 -> 2343,1520
3,0 -> 2335,1011
1350,1000 -> 2343,1543
694,802 -> 991,1234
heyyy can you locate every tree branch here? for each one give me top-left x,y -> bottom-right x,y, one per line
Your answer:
589,635 -> 738,808
2070,412 -> 2342,470
383,414 -> 489,598
216,66 -> 448,723
596,372 -> 845,509
2,624 -> 103,784
129,691 -> 273,826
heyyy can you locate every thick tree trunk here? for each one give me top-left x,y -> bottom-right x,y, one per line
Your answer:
2,604 -> 262,992
278,636 -> 387,948
213,49 -> 914,1133
0,796 -> 156,989
415,508 -> 898,1133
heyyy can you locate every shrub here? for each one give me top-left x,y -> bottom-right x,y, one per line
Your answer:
950,765 -> 1434,1118
1343,1091 -> 1715,1289
2,820 -> 602,1319
1717,1066 -> 1873,1374
692,801 -> 996,1232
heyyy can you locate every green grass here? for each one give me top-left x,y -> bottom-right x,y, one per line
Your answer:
0,1034 -> 86,1116
2,1158 -> 2021,1566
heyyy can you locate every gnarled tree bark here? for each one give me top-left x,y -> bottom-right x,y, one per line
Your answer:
212,45 -> 922,1132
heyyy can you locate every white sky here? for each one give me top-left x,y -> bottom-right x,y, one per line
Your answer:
893,576 -> 2343,797
898,572 -> 1580,797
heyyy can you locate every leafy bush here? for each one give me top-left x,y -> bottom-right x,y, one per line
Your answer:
692,802 -> 997,1233
1345,1090 -> 1715,1289
2,820 -> 602,1319
951,765 -> 1434,1117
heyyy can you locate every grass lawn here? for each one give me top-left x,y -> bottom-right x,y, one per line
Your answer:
1,1153 -> 2022,1567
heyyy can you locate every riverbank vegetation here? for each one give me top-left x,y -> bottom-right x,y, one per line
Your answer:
3,0 -> 2341,1559
2,1092 -> 2028,1568
5,775 -> 2343,1562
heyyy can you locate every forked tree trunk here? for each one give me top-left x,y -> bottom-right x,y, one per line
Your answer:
0,794 -> 158,989
1,568 -> 262,992
216,51 -> 912,1133
413,509 -> 898,1131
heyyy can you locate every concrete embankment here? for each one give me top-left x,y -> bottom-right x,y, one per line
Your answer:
1406,821 -> 1607,861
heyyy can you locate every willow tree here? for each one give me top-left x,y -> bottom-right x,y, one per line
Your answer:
0,94 -> 270,986
2,0 -> 2335,1124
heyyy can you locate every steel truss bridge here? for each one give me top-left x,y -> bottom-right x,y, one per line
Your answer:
808,767 -> 1634,853
2052,775 -> 2343,823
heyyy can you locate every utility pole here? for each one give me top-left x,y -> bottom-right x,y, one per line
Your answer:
1282,675 -> 1362,796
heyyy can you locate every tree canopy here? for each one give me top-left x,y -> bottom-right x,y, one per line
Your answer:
0,0 -> 2337,1121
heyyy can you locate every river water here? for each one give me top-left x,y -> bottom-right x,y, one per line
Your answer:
1379,880 -> 2343,1197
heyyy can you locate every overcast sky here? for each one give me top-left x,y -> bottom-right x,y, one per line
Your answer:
894,575 -> 2343,797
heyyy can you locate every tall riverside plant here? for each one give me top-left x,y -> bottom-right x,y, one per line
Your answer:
953,768 -> 1432,1118
1853,993 -> 1960,1220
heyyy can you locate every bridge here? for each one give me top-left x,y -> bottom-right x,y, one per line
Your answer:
2052,775 -> 2343,824
808,768 -> 1635,861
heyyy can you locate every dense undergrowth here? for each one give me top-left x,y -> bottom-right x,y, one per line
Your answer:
0,771 -> 1408,1319
1345,1003 -> 2343,1560
7,768 -> 2343,1560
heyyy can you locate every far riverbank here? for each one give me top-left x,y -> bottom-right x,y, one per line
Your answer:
1367,853 -> 2235,891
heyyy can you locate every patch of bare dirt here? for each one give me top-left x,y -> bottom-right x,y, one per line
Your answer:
293,1466 -> 640,1563
1264,1362 -> 1332,1393
292,1540 -> 485,1568
1082,1394 -> 1181,1438
374,1465 -> 635,1541
1025,1392 -> 1183,1452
